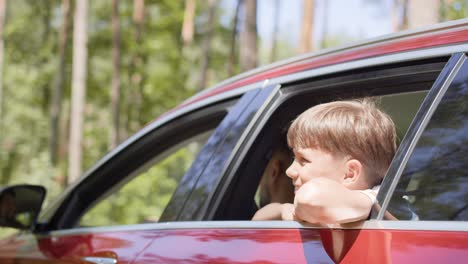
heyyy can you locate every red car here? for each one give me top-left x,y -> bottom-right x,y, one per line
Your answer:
1,20 -> 468,263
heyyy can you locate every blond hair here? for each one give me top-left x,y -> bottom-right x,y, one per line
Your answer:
287,98 -> 397,185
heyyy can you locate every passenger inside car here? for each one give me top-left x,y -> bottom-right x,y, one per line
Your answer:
252,139 -> 294,217
253,99 -> 397,224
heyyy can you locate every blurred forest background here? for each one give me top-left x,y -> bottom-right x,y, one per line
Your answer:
0,0 -> 467,222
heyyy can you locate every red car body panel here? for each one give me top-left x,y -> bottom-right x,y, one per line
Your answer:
136,228 -> 468,263
0,230 -> 154,263
338,229 -> 468,263
0,227 -> 467,263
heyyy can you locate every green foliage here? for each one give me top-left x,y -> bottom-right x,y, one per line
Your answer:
440,0 -> 468,20
1,1 -> 59,188
0,0 -> 235,227
81,140 -> 202,226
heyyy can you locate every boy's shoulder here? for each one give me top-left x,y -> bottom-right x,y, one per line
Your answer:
358,185 -> 380,204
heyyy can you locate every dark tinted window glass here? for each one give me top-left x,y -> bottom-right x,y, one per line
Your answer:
387,62 -> 468,221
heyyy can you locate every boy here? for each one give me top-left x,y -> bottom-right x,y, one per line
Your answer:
252,99 -> 397,224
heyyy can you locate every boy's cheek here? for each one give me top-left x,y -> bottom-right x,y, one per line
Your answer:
303,177 -> 340,190
301,171 -> 317,183
294,181 -> 320,202
303,176 -> 327,185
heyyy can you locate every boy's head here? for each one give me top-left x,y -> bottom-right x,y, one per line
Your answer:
286,98 -> 397,188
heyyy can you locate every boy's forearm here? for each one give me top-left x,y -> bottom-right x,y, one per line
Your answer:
252,203 -> 298,221
252,203 -> 283,220
293,178 -> 373,224
293,180 -> 330,223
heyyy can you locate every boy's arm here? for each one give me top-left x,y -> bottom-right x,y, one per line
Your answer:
252,203 -> 296,220
252,203 -> 282,220
294,178 -> 374,224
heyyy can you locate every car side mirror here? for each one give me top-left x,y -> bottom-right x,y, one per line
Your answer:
0,184 -> 46,230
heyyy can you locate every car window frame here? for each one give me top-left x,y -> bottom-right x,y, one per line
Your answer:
173,84 -> 281,221
78,129 -> 216,227
37,98 -> 238,231
205,56 -> 450,221
375,52 -> 468,221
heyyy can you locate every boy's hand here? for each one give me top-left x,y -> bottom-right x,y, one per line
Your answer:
252,203 -> 283,220
294,177 -> 374,224
280,203 -> 296,220
252,203 -> 302,221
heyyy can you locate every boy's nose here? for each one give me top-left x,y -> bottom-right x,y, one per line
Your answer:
286,164 -> 297,179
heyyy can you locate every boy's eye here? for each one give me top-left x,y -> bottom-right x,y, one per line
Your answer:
295,156 -> 309,165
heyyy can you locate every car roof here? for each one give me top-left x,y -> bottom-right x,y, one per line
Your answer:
176,19 -> 468,112
107,19 -> 468,173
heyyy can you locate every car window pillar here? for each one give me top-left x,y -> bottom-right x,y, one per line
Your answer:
164,84 -> 280,221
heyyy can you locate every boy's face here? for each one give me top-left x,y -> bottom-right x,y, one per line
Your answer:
286,147 -> 348,193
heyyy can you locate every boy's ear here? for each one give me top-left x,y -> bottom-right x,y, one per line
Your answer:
343,159 -> 363,186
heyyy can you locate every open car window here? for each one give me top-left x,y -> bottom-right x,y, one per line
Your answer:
80,130 -> 213,226
45,98 -> 239,229
251,91 -> 428,211
209,58 -> 447,221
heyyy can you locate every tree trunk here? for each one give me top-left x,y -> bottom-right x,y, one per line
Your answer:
299,0 -> 314,54
199,0 -> 216,90
269,0 -> 280,63
401,0 -> 409,30
57,102 -> 70,187
392,0 -> 409,31
182,0 -> 196,47
0,0 -> 6,145
50,0 -> 70,165
239,0 -> 257,72
127,0 -> 145,133
407,0 -> 439,28
0,0 -> 6,184
68,0 -> 88,185
320,0 -> 328,49
227,0 -> 242,76
110,0 -> 121,149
